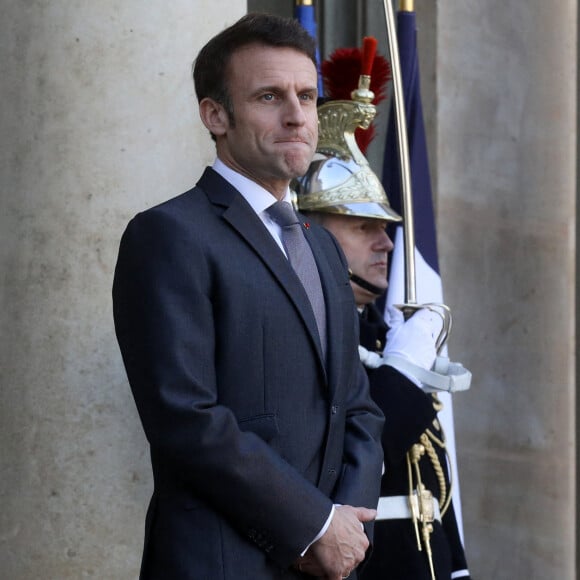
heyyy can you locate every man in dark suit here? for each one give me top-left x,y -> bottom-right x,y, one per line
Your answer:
112,13 -> 384,580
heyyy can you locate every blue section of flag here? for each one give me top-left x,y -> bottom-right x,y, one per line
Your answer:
294,4 -> 324,98
382,11 -> 439,274
381,9 -> 465,542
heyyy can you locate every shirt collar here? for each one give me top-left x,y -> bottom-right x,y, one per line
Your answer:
212,158 -> 292,214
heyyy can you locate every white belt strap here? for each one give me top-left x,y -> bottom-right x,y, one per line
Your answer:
376,494 -> 441,523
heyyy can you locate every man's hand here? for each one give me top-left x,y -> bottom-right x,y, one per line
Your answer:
294,505 -> 376,579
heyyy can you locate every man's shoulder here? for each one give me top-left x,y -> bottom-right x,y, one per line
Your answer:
118,186 -> 214,250
134,167 -> 220,215
137,166 -> 239,220
133,178 -> 217,226
145,185 -> 203,214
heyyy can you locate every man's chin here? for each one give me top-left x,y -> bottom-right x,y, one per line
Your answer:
283,152 -> 315,177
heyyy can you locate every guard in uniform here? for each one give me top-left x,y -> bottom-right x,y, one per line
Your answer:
294,79 -> 471,580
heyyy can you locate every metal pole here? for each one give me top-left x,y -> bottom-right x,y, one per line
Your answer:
383,0 -> 417,304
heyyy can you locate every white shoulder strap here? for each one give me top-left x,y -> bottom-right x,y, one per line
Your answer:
358,346 -> 472,394
382,354 -> 472,393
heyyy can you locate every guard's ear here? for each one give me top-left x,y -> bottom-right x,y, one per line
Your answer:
199,97 -> 229,137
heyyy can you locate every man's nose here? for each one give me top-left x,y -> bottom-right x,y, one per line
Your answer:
283,95 -> 306,126
376,229 -> 394,252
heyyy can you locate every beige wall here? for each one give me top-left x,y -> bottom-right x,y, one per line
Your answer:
436,2 -> 577,578
0,1 -> 576,578
0,2 -> 245,578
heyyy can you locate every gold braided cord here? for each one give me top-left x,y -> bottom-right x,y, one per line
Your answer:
440,445 -> 454,517
405,417 -> 457,569
425,427 -> 446,449
424,419 -> 454,517
431,393 -> 443,412
419,433 -> 447,516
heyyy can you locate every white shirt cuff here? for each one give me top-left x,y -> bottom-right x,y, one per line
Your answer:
300,504 -> 335,556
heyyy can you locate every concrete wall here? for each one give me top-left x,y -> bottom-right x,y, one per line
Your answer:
436,2 -> 577,578
0,2 -> 245,578
1,1 -> 576,578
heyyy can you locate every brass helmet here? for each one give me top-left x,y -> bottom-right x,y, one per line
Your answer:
294,52 -> 401,223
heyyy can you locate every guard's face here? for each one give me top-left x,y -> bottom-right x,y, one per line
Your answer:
212,44 -> 318,199
323,215 -> 394,306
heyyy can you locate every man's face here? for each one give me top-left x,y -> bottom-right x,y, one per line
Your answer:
214,44 -> 318,198
322,214 -> 394,306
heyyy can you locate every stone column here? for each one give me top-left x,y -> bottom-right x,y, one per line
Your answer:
437,2 -> 577,578
0,2 -> 244,578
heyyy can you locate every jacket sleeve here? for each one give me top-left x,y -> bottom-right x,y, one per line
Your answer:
112,209 -> 333,567
319,229 -> 385,537
333,358 -> 385,503
367,365 -> 437,465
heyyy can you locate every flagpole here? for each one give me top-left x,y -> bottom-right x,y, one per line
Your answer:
400,0 -> 414,12
382,0 -> 417,306
295,0 -> 324,97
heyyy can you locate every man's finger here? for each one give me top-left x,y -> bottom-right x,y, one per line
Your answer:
354,506 -> 377,522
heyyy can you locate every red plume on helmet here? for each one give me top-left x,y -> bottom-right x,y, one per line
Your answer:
321,37 -> 391,155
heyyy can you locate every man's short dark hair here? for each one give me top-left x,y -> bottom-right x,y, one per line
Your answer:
193,12 -> 317,118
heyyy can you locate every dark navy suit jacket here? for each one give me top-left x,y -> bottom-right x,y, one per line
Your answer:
113,168 -> 384,579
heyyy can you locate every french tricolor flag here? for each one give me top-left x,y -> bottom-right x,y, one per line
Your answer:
381,8 -> 465,540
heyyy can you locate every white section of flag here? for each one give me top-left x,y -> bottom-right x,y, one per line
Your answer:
386,226 -> 464,541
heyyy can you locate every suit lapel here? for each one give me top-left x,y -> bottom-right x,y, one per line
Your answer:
197,169 -> 326,369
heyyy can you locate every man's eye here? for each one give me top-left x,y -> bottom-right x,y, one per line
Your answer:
300,93 -> 315,102
262,93 -> 275,101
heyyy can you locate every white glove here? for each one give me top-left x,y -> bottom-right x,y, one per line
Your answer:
383,306 -> 443,371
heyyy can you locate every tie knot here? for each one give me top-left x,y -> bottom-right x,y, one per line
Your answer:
267,201 -> 300,227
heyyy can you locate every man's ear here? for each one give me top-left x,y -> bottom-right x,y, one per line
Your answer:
199,98 -> 229,137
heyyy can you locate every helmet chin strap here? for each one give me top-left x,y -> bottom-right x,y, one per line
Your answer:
348,269 -> 386,297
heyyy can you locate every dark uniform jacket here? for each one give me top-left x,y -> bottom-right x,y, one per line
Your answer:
358,303 -> 470,580
112,168 -> 384,579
